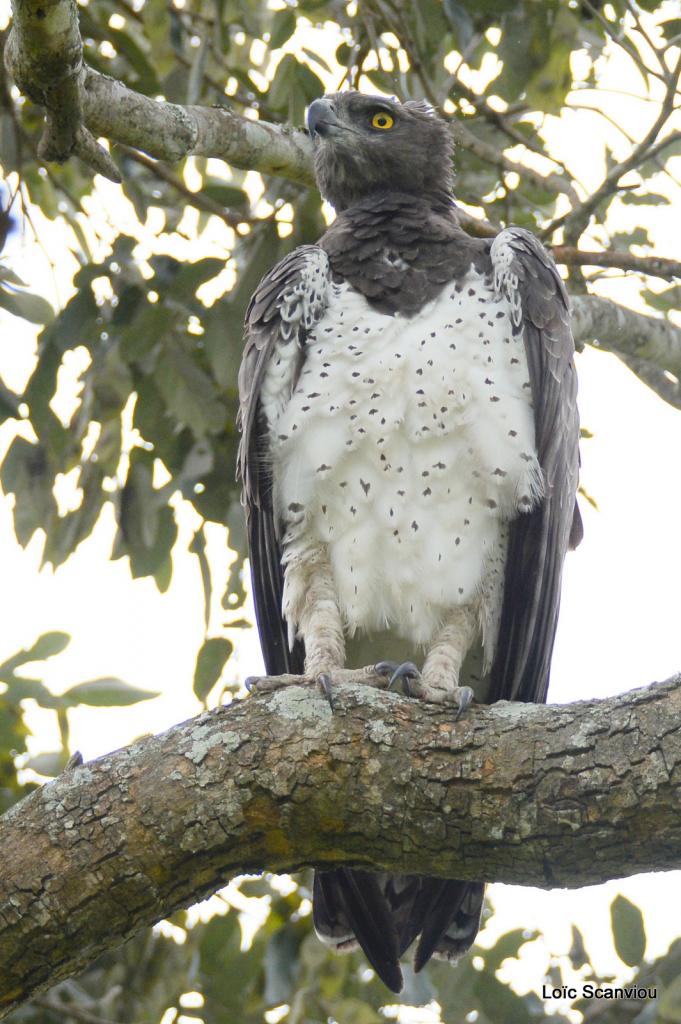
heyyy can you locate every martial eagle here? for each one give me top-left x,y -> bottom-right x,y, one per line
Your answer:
238,91 -> 582,992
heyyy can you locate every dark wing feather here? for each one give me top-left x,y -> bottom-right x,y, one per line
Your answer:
413,880 -> 484,972
314,870 -> 403,992
240,243 -> 411,991
489,229 -> 582,704
238,244 -> 330,675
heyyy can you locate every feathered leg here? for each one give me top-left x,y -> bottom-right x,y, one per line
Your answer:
247,542 -> 385,697
295,544 -> 345,678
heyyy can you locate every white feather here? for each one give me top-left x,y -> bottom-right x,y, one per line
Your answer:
269,265 -> 540,652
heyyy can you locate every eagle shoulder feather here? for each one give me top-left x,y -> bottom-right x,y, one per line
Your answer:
238,244 -> 330,674
489,227 -> 582,703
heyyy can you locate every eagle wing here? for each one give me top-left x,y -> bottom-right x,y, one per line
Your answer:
239,243 -> 418,991
489,228 -> 582,704
238,243 -> 331,675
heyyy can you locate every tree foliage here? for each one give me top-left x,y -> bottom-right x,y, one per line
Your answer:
1,0 -> 680,1019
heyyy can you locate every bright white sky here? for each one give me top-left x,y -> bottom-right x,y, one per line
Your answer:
1,1 -> 681,1016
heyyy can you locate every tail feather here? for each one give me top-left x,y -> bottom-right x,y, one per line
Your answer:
313,869 -> 484,989
414,880 -> 484,972
314,869 -> 403,992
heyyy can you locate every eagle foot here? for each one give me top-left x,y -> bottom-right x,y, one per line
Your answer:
244,672 -> 336,710
374,662 -> 474,718
244,666 -> 387,706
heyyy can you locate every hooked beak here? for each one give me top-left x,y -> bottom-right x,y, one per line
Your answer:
307,98 -> 340,139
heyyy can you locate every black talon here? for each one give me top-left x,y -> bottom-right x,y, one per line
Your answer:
374,661 -> 399,678
244,676 -> 259,693
454,686 -> 474,720
387,661 -> 421,693
317,673 -> 335,711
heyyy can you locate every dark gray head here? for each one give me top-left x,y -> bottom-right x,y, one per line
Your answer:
306,91 -> 454,212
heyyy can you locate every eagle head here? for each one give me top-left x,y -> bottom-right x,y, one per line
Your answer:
307,91 -> 454,212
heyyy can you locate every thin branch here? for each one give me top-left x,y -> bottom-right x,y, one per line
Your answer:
624,0 -> 668,78
453,206 -> 498,237
371,0 -> 580,205
543,52 -> 681,242
552,246 -> 681,281
1,676 -> 680,1016
117,145 -> 256,228
448,80 -> 578,192
615,350 -> 681,408
571,293 -> 681,408
567,100 -> 638,144
32,996 -> 124,1024
579,0 -> 667,85
454,121 -> 580,206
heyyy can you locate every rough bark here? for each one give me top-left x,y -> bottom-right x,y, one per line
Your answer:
1,676 -> 680,1014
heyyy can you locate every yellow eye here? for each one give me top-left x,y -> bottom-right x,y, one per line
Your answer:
371,112 -> 394,130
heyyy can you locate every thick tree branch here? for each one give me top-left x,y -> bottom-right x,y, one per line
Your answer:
5,0 -> 120,180
1,676 -> 680,1015
5,0 -> 681,408
571,294 -> 681,408
79,68 -> 316,185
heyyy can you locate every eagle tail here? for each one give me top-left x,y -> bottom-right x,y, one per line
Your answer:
313,869 -> 484,989
413,879 -> 485,971
313,868 -> 403,992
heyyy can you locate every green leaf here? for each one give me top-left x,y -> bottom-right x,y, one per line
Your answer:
0,378 -> 21,420
201,182 -> 249,211
0,438 -> 57,547
193,637 -> 233,702
2,676 -> 52,704
658,972 -> 681,1023
43,465 -> 107,568
475,969 -> 545,1022
269,8 -> 296,49
620,190 -> 670,206
496,5 -> 578,114
610,226 -> 649,250
660,18 -> 681,42
199,912 -> 259,1020
62,678 -> 159,707
0,111 -> 20,172
0,632 -> 70,679
171,258 -> 225,301
23,631 -> 71,661
0,285 -> 55,324
300,47 -> 332,75
0,264 -> 26,286
108,26 -> 161,92
568,924 -> 589,970
155,336 -> 227,437
264,926 -> 299,1006
190,528 -> 212,632
611,893 -> 646,967
641,284 -> 681,314
483,927 -> 539,972
202,300 -> 243,389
